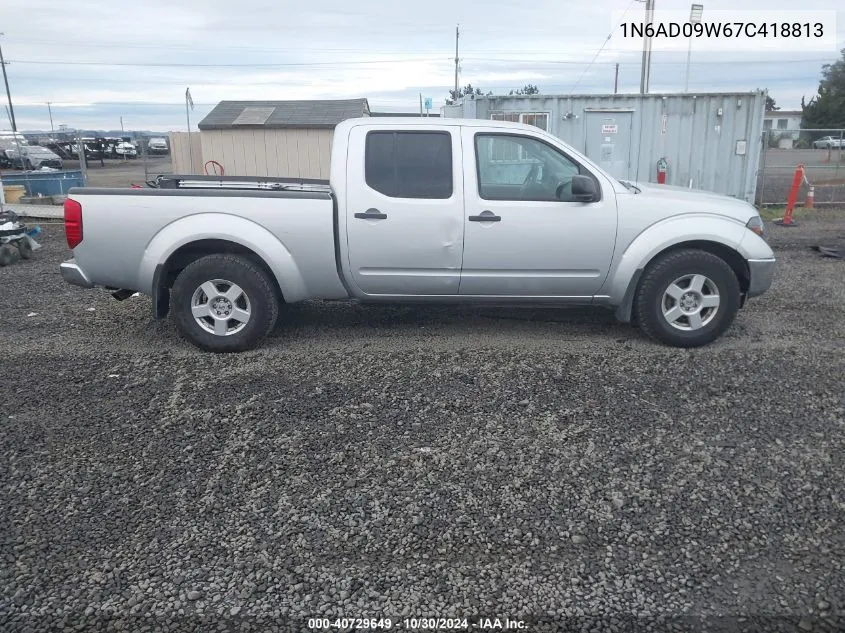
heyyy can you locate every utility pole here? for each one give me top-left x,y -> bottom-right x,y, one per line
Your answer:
454,24 -> 460,99
684,4 -> 704,93
639,0 -> 655,94
614,63 -> 620,94
0,34 -> 17,132
185,87 -> 195,173
47,102 -> 55,136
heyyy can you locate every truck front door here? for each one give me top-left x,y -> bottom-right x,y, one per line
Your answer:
344,125 -> 464,296
459,128 -> 618,297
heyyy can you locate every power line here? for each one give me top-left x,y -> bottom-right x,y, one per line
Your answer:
7,56 -> 829,70
7,37 -> 834,59
569,0 -> 638,93
7,58 -> 447,68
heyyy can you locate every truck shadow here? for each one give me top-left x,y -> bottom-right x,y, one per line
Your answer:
270,301 -> 632,341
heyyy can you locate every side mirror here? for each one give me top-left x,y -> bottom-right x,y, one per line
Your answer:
570,175 -> 598,202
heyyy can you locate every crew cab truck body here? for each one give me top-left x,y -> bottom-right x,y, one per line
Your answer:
60,118 -> 775,352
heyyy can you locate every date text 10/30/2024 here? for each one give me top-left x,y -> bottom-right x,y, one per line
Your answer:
307,617 -> 527,630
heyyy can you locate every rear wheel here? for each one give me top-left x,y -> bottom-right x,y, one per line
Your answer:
16,238 -> 33,259
634,249 -> 740,348
0,245 -> 15,266
171,254 -> 279,352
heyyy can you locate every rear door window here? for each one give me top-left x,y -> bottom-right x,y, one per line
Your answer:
365,131 -> 453,199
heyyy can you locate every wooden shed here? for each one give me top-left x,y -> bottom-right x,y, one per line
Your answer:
170,98 -> 370,178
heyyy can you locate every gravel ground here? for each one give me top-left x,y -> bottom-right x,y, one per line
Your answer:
1,212 -> 844,632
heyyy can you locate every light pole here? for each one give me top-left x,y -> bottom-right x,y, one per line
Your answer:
47,102 -> 55,137
684,4 -> 704,93
0,34 -> 16,132
639,0 -> 655,94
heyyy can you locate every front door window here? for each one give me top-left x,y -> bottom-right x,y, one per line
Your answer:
475,134 -> 594,203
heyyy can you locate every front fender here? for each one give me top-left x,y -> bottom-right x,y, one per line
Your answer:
601,214 -> 749,312
138,212 -> 308,302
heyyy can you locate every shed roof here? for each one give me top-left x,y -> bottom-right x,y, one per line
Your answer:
198,99 -> 370,130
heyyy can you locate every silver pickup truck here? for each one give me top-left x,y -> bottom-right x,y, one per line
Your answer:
60,117 -> 775,352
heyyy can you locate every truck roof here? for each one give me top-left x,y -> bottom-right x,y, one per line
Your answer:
339,117 -> 544,131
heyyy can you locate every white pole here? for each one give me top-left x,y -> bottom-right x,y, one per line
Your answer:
685,5 -> 704,93
186,94 -> 194,174
639,0 -> 655,94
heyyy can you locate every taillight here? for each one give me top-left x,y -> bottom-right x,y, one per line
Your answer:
64,198 -> 83,249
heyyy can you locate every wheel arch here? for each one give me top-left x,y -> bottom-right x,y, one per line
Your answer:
140,213 -> 307,319
614,239 -> 750,324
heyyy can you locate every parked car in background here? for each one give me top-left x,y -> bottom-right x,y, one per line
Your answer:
4,144 -> 64,170
147,137 -> 169,154
67,142 -> 104,162
60,118 -> 775,353
114,141 -> 138,158
813,136 -> 844,149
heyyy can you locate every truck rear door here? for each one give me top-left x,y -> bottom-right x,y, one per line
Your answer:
343,124 -> 464,296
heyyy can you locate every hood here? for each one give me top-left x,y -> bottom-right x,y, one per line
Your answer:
622,181 -> 757,223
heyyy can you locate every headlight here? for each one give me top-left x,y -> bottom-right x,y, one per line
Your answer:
746,215 -> 766,239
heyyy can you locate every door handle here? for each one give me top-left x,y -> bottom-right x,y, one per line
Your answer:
354,208 -> 388,220
468,211 -> 501,222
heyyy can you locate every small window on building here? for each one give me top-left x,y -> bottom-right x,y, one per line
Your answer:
490,112 -> 549,132
521,113 -> 549,131
365,131 -> 453,199
777,119 -> 788,130
490,112 -> 521,123
763,119 -> 773,130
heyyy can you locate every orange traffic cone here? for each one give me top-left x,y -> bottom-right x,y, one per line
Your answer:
775,165 -> 804,227
805,186 -> 815,210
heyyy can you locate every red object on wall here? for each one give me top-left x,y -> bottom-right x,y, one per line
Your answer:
656,158 -> 668,185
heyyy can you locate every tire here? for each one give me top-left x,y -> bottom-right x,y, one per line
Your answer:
0,245 -> 18,267
16,238 -> 33,260
171,254 -> 279,352
634,249 -> 741,348
24,160 -> 33,171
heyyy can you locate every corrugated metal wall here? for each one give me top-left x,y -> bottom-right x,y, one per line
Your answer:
449,92 -> 766,202
196,129 -> 334,178
169,132 -> 203,174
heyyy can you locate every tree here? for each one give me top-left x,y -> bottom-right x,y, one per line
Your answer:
445,83 -> 484,106
801,48 -> 845,130
765,96 -> 780,111
509,84 -> 540,96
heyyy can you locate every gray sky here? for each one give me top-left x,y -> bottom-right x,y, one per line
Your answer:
2,0 -> 843,132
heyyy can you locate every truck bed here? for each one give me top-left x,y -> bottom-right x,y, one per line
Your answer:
64,180 -> 348,303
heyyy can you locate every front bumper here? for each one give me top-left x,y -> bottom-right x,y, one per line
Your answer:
747,258 -> 776,298
60,259 -> 94,289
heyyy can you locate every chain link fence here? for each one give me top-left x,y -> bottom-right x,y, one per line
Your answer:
757,128 -> 845,206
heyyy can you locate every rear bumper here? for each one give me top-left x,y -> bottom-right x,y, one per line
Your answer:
746,258 -> 776,298
60,259 -> 94,289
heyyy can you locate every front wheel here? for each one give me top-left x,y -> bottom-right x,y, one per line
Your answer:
171,254 -> 279,352
634,249 -> 741,348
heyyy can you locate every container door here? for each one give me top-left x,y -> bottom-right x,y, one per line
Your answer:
584,112 -> 633,181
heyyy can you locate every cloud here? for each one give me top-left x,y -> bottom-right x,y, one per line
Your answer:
1,0 -> 842,131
